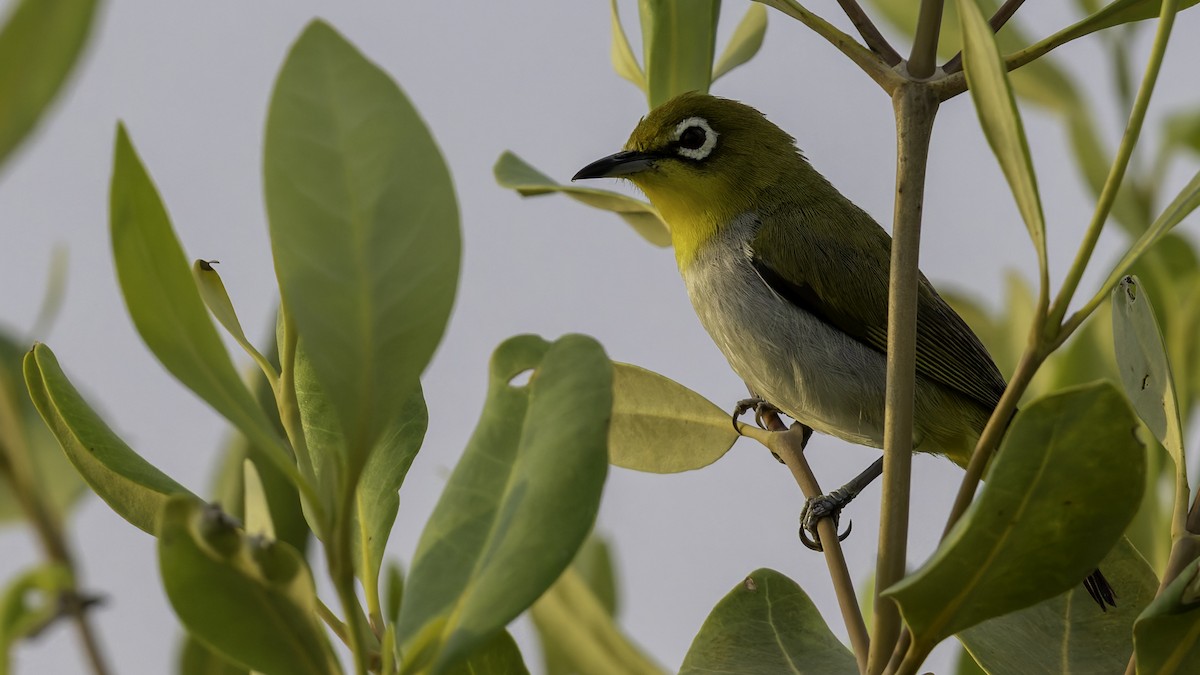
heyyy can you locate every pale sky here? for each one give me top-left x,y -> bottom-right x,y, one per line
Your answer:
2,1 -> 1198,673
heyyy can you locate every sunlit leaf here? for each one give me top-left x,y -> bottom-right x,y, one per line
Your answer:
679,568 -> 856,674
264,20 -> 460,465
494,151 -> 670,247
23,344 -> 193,534
886,382 -> 1144,647
398,335 -> 610,674
712,4 -> 767,81
609,362 -> 737,472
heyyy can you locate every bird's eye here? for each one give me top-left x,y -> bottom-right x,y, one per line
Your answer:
672,116 -> 718,161
678,125 -> 707,150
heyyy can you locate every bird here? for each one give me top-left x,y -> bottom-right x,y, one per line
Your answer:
572,91 -> 1113,610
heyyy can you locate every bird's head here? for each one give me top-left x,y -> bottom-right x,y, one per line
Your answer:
574,92 -> 810,266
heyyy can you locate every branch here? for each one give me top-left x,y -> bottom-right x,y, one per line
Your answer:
835,0 -> 902,65
944,0 -> 1029,73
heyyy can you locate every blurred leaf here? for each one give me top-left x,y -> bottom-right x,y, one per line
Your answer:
264,20 -> 460,465
0,332 -> 85,524
574,536 -> 619,618
0,0 -> 98,170
179,637 -> 250,675
886,382 -> 1144,646
609,362 -> 738,472
158,496 -> 335,675
0,563 -> 72,675
679,568 -> 856,674
385,561 -> 404,625
242,460 -> 274,539
398,335 -> 610,674
192,261 -> 277,389
23,343 -> 194,534
28,245 -> 69,339
954,649 -> 987,675
1134,556 -> 1200,673
639,0 -> 720,108
532,567 -> 661,675
1113,276 -> 1185,472
1047,0 -> 1200,46
535,535 -> 625,675
609,0 -> 645,91
1165,109 -> 1200,156
494,151 -> 670,247
957,0 -> 1047,273
959,537 -> 1158,674
712,4 -> 767,82
444,630 -> 529,675
109,125 -> 295,479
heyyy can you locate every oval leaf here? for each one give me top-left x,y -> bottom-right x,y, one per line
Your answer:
109,125 -> 293,476
1134,554 -> 1200,674
264,20 -> 460,463
679,568 -> 857,675
157,495 -> 335,675
397,334 -> 611,674
0,0 -> 98,168
712,4 -> 767,82
609,362 -> 738,472
23,344 -> 194,534
493,151 -> 670,247
885,382 -> 1145,646
959,537 -> 1158,675
956,0 -> 1048,274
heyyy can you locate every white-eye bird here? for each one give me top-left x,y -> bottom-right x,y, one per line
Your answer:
574,92 -> 1113,609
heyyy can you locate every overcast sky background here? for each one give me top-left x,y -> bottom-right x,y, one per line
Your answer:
2,1 -> 1199,673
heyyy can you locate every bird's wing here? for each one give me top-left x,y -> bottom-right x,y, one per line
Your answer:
749,205 -> 1007,412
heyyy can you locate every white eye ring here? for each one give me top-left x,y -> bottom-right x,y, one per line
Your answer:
672,117 -> 718,160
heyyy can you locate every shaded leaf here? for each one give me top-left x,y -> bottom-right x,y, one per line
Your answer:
956,0 -> 1047,273
242,460 -> 274,539
1165,109 -> 1200,156
0,0 -> 98,169
494,151 -> 670,247
1134,556 -> 1200,674
158,496 -> 335,675
23,344 -> 193,534
398,335 -> 610,674
264,20 -> 459,465
444,630 -> 529,675
0,563 -> 72,675
179,637 -> 250,675
639,0 -> 720,108
679,568 -> 856,674
712,4 -> 767,81
959,537 -> 1158,674
609,0 -> 645,91
886,382 -> 1144,646
609,362 -> 737,472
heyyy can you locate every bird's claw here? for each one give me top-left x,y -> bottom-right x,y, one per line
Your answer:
731,397 -> 780,433
798,488 -> 854,552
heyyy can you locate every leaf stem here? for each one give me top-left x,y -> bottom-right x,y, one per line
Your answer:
330,481 -> 372,675
834,0 -> 902,65
761,415 -> 869,673
906,0 -> 944,79
1047,0 -> 1180,329
868,82 -> 938,675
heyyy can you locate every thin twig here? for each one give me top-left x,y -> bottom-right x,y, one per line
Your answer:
759,415 -> 870,673
906,0 -> 945,78
834,0 -> 902,65
943,0 -> 1029,73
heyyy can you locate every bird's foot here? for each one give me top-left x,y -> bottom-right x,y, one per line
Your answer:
731,396 -> 781,433
798,487 -> 854,552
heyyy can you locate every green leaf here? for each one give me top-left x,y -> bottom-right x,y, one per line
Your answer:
385,561 -> 404,625
1134,556 -> 1200,674
532,567 -> 662,675
444,630 -> 529,675
192,260 -> 278,390
242,460 -> 274,539
954,649 -> 987,675
1051,0 -> 1200,43
0,563 -> 73,675
679,568 -> 857,674
109,125 -> 295,481
609,362 -> 738,472
0,332 -> 85,524
158,495 -> 335,675
493,151 -> 670,247
885,382 -> 1145,648
712,4 -> 767,81
1165,109 -> 1200,156
956,0 -> 1048,275
574,536 -> 620,618
1100,170 -> 1200,302
179,637 -> 250,675
639,0 -> 720,108
397,334 -> 611,674
609,0 -> 645,91
0,0 -> 98,169
1112,276 -> 1186,470
23,344 -> 194,534
959,537 -> 1158,675
264,20 -> 459,465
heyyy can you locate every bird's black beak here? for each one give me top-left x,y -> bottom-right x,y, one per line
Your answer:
572,150 -> 657,180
